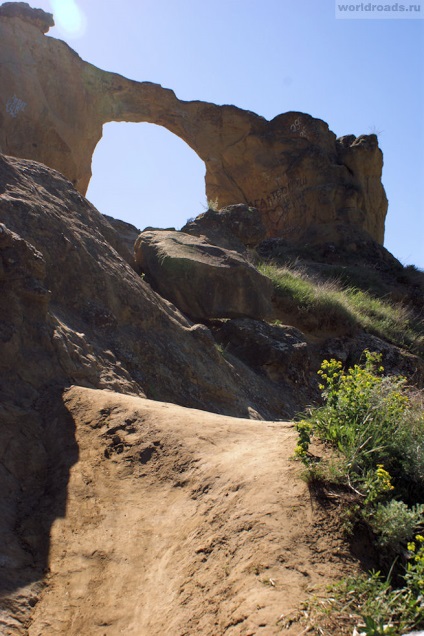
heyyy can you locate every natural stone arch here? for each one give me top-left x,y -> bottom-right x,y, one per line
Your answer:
0,3 -> 388,244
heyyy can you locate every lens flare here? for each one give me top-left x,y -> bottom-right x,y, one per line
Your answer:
49,0 -> 86,38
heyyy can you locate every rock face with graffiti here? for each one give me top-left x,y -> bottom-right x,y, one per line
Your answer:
0,3 -> 388,245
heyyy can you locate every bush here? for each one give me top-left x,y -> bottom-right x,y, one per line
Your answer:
300,352 -> 424,505
370,501 -> 424,552
295,351 -> 424,634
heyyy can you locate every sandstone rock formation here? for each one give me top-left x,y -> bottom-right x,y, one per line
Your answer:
0,1 -> 53,32
0,3 -> 387,246
134,229 -> 274,321
1,5 -> 422,634
181,203 -> 267,253
0,153 -> 292,418
0,152 -> 422,636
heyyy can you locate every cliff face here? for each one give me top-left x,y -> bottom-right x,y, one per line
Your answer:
0,3 -> 387,245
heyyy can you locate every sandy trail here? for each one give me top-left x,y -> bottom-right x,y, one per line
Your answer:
27,386 -> 350,636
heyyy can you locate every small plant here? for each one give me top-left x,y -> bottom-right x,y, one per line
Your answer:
363,464 -> 394,506
293,420 -> 312,460
369,501 -> 424,552
369,124 -> 384,138
405,534 -> 424,597
214,342 -> 225,356
303,544 -> 424,634
207,197 -> 219,211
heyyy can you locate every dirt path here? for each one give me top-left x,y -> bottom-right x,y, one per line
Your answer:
27,387 -> 352,635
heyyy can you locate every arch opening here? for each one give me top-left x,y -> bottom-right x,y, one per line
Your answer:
86,122 -> 207,232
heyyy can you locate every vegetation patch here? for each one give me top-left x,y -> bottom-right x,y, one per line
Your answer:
295,352 -> 424,634
258,261 -> 424,354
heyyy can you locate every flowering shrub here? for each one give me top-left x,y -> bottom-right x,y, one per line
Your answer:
297,351 -> 424,506
295,351 -> 424,634
406,534 -> 424,597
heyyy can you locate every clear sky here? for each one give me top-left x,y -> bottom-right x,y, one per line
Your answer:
9,0 -> 424,268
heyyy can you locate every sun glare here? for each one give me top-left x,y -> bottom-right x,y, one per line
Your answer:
49,0 -> 86,38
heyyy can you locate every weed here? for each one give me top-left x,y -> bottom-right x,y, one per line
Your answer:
214,342 -> 225,356
369,501 -> 424,552
307,564 -> 424,635
207,197 -> 219,211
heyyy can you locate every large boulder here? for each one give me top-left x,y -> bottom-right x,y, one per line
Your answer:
181,204 -> 267,252
134,230 -> 274,321
0,4 -> 387,245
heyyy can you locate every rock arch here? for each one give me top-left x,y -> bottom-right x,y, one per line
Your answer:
0,3 -> 388,244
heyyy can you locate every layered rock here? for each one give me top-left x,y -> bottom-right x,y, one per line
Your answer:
134,229 -> 274,321
0,3 -> 387,245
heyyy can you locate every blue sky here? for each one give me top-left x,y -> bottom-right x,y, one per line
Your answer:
10,0 -> 424,268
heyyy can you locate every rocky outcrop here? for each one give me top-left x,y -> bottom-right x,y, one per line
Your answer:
134,229 -> 274,321
181,204 -> 267,253
102,214 -> 140,266
0,153 -> 289,418
1,152 -> 297,629
0,1 -> 53,32
0,3 -> 387,246
212,319 -> 316,414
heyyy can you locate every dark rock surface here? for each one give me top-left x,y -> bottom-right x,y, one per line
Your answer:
0,1 -> 54,33
181,204 -> 267,252
134,229 -> 274,321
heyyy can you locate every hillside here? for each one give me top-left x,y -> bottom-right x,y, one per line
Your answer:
1,145 -> 423,636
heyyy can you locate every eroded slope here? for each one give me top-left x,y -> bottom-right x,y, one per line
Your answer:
27,387 -> 354,636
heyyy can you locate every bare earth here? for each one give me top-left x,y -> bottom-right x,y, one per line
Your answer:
26,387 -> 353,636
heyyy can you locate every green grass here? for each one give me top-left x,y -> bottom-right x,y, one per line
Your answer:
304,566 -> 424,635
258,262 -> 424,354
